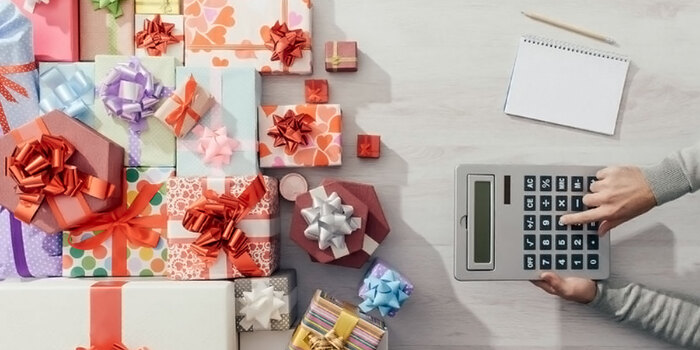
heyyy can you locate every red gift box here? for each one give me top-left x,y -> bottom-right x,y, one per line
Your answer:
325,41 -> 358,72
357,134 -> 381,158
305,79 -> 329,104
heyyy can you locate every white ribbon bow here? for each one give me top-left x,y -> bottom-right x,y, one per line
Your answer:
301,189 -> 362,253
239,279 -> 287,330
24,0 -> 49,12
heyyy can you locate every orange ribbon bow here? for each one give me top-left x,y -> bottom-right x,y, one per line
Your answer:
0,62 -> 37,134
265,21 -> 308,68
182,174 -> 267,277
266,109 -> 314,154
135,14 -> 183,57
5,134 -> 113,225
359,143 -> 372,157
165,75 -> 201,136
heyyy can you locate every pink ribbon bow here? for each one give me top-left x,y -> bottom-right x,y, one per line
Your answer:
192,125 -> 239,167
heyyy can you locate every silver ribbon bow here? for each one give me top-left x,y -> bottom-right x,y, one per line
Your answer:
301,188 -> 362,255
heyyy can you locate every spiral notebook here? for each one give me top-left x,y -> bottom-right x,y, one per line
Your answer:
505,35 -> 630,135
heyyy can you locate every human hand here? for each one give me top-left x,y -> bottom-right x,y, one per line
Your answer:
560,166 -> 656,235
531,272 -> 597,304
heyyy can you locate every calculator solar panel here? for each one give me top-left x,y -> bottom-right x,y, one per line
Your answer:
454,164 -> 610,281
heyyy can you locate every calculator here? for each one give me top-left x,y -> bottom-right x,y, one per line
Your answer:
454,164 -> 610,281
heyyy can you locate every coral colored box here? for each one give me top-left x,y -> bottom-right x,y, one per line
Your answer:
0,3 -> 40,135
357,134 -> 381,158
136,0 -> 181,14
184,0 -> 313,75
38,62 -> 96,126
94,55 -> 176,167
235,269 -> 298,332
176,67 -> 260,176
62,167 -> 173,278
166,175 -> 280,280
259,104 -> 342,168
0,279 -> 237,349
0,111 -> 125,233
0,208 -> 62,279
10,0 -> 79,62
304,79 -> 328,104
135,14 -> 185,66
80,0 -> 135,60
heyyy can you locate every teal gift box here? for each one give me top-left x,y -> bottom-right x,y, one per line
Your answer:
39,62 -> 96,126
175,67 -> 260,176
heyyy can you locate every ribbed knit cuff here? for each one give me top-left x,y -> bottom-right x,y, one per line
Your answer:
588,281 -> 623,316
641,157 -> 691,206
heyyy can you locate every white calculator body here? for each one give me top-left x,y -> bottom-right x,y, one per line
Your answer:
454,164 -> 610,281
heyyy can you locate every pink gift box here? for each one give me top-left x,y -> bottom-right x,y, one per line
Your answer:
10,0 -> 79,62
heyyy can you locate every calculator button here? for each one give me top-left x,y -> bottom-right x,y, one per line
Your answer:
571,223 -> 584,231
555,254 -> 568,270
523,235 -> 536,250
524,195 -> 536,211
539,176 -> 552,191
524,215 -> 536,231
571,254 -> 584,270
539,215 -> 552,231
587,177 -> 597,192
555,215 -> 567,231
572,235 -> 584,250
556,176 -> 567,192
587,234 -> 599,250
555,235 -> 568,250
524,255 -> 536,270
524,176 -> 536,191
587,254 -> 600,270
540,195 -> 552,211
572,177 -> 584,192
555,196 -> 567,211
588,221 -> 599,231
539,254 -> 552,270
539,234 -> 552,250
572,196 -> 584,211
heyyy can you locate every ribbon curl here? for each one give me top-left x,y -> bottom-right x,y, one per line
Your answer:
192,125 -> 239,167
92,0 -> 125,18
301,191 -> 361,251
135,14 -> 183,57
265,21 -> 308,68
164,75 -> 206,137
239,279 -> 287,330
182,174 -> 267,276
39,67 -> 93,119
267,109 -> 314,154
23,0 -> 49,13
0,61 -> 37,134
359,270 -> 410,317
5,134 -> 113,225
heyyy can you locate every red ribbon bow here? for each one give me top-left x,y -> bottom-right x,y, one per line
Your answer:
265,21 -> 308,68
135,14 -> 183,57
0,62 -> 37,134
182,174 -> 268,276
165,75 -> 201,137
5,134 -> 113,225
266,109 -> 314,154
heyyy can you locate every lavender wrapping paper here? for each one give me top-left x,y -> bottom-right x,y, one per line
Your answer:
358,259 -> 414,317
0,209 -> 62,279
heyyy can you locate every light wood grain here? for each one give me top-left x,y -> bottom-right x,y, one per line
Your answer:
262,1 -> 700,348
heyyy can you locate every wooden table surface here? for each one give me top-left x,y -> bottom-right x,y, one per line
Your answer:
262,1 -> 700,348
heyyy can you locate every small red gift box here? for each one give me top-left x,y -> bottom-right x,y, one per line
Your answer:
325,41 -> 358,72
305,79 -> 329,104
357,134 -> 381,158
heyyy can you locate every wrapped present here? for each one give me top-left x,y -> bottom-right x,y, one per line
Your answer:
184,0 -> 313,75
136,0 -> 181,14
38,62 -> 95,125
176,67 -> 260,176
0,3 -> 40,135
0,111 -> 124,233
259,104 -> 342,168
154,74 -> 213,138
0,208 -> 61,279
235,269 -> 298,332
290,290 -> 386,350
357,134 -> 381,158
325,41 -> 358,72
0,279 -> 237,349
304,79 -> 328,104
358,259 -> 413,317
79,0 -> 135,60
135,14 -> 185,65
243,329 -> 388,350
289,182 -> 368,265
63,167 -> 173,277
95,55 -> 176,167
10,0 -> 79,62
166,175 -> 280,280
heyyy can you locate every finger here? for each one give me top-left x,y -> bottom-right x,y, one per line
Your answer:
588,178 -> 606,193
598,219 -> 622,236
531,280 -> 556,295
582,193 -> 605,207
560,207 -> 608,225
596,168 -> 611,180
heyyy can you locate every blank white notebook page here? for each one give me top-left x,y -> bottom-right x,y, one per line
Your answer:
505,36 -> 630,135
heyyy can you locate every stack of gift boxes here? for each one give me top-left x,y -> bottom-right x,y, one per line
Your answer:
0,0 -> 403,349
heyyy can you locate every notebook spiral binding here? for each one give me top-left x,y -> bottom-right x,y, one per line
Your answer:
522,35 -> 629,62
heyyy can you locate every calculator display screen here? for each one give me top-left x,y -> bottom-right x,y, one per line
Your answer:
473,181 -> 491,263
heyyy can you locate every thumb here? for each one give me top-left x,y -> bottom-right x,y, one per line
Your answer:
541,272 -> 565,294
598,219 -> 621,236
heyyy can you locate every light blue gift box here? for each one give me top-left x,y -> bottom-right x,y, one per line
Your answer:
175,67 -> 260,176
38,62 -> 96,126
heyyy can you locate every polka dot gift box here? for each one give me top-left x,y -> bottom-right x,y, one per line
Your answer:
62,167 -> 173,277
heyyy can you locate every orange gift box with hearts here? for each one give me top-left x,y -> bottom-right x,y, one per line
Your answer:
258,104 -> 342,168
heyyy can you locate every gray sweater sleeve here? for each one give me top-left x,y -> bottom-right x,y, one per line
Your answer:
642,143 -> 700,205
589,281 -> 700,347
